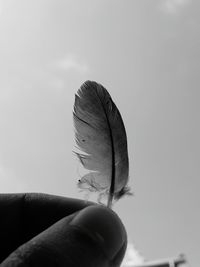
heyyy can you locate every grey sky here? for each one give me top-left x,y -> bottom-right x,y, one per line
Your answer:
0,1 -> 198,266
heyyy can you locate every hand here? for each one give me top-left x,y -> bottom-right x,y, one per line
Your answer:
0,193 -> 127,267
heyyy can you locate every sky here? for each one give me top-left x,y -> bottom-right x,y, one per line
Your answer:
0,0 -> 198,266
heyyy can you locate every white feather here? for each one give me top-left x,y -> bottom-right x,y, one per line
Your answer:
73,81 -> 131,207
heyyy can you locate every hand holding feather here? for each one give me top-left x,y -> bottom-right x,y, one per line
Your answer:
73,81 -> 131,208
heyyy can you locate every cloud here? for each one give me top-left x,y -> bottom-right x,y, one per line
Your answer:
121,243 -> 144,267
56,55 -> 89,74
161,0 -> 190,14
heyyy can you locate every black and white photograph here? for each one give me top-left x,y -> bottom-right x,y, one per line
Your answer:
0,1 -> 197,266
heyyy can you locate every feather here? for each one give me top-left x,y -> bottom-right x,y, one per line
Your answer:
73,80 -> 131,208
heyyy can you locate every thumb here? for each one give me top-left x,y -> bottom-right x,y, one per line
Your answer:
1,205 -> 127,267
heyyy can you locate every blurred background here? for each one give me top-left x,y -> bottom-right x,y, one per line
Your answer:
0,0 -> 198,266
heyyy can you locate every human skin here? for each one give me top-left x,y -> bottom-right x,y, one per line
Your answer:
0,193 -> 127,267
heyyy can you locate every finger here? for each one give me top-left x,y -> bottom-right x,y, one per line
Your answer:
0,193 -> 94,262
1,205 -> 127,267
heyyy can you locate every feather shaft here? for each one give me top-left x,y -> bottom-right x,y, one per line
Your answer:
101,101 -> 115,208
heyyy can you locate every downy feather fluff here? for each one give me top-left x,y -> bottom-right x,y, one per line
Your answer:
73,81 -> 131,207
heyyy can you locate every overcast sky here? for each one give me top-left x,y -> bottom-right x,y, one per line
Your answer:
0,1 -> 199,266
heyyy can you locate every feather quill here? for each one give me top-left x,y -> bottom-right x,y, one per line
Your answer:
73,81 -> 131,208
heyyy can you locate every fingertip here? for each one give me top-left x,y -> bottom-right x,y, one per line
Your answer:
70,205 -> 127,261
1,203 -> 127,267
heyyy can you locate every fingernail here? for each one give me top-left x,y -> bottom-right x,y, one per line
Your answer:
70,205 -> 127,260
